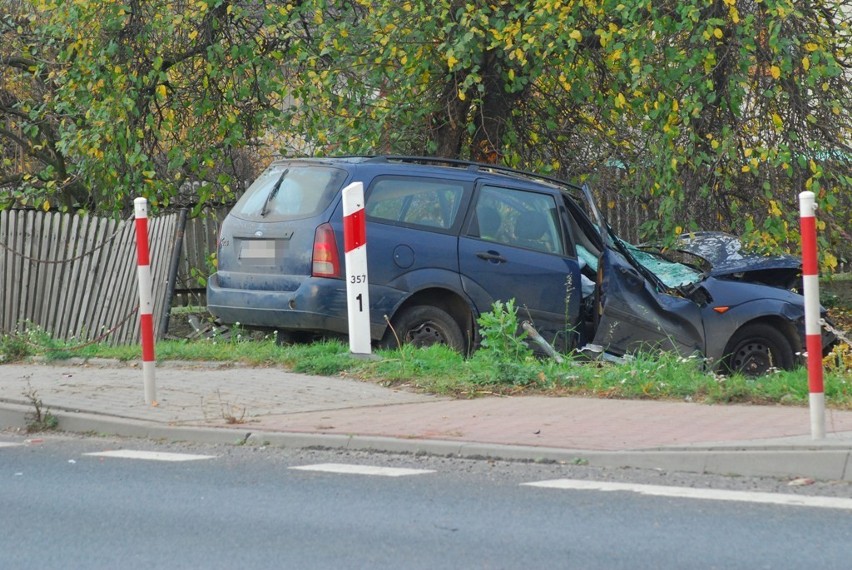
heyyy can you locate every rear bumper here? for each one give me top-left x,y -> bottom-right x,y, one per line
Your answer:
206,273 -> 394,339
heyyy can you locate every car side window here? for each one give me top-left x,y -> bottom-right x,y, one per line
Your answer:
366,177 -> 465,231
470,186 -> 564,255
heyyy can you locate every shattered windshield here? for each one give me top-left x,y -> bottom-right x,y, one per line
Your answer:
574,183 -> 703,290
623,242 -> 703,288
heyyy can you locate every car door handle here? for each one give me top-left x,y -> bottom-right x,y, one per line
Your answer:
476,251 -> 507,263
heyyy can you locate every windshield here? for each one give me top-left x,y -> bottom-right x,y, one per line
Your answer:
623,242 -> 703,288
231,164 -> 348,221
575,184 -> 703,289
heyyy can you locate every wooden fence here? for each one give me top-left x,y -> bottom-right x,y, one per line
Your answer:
172,207 -> 228,306
0,209 -> 184,345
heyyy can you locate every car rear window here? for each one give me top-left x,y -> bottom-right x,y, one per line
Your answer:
231,164 -> 347,221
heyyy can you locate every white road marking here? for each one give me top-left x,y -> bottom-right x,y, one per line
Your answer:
0,442 -> 23,448
290,463 -> 435,477
84,450 -> 216,462
522,479 -> 852,511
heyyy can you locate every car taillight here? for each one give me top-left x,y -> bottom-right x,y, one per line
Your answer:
312,223 -> 341,278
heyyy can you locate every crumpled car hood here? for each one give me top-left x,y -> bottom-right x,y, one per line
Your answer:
676,231 -> 801,288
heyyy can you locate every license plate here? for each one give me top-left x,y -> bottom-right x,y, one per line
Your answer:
240,240 -> 276,259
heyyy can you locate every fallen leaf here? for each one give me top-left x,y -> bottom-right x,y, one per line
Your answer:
788,477 -> 815,486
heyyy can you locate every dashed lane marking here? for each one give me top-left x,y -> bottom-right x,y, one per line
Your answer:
290,463 -> 435,477
0,442 -> 23,448
83,450 -> 217,462
522,479 -> 852,511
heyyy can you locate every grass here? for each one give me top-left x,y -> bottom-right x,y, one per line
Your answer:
13,334 -> 852,407
3,317 -> 852,411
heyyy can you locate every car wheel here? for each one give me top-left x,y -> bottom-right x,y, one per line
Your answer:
723,323 -> 795,376
382,305 -> 466,352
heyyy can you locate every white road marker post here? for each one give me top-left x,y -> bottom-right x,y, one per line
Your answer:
799,190 -> 824,440
341,182 -> 372,355
134,197 -> 157,405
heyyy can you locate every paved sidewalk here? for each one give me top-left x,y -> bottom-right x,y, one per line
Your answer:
1,360 -> 852,481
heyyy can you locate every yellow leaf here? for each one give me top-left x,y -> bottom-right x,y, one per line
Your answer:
804,43 -> 818,52
447,54 -> 458,69
770,65 -> 781,79
630,58 -> 641,74
569,29 -> 582,42
825,252 -> 838,270
741,165 -> 750,172
771,113 -> 783,128
42,200 -> 50,212
458,89 -> 466,101
156,84 -> 167,99
713,28 -> 723,39
675,226 -> 683,234
802,57 -> 810,71
188,29 -> 198,41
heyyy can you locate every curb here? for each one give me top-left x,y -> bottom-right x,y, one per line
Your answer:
2,404 -> 850,481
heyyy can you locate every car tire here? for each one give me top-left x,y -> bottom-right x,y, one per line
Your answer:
723,323 -> 796,376
382,305 -> 466,352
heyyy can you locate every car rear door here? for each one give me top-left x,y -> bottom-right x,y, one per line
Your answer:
359,174 -> 471,306
458,184 -> 582,350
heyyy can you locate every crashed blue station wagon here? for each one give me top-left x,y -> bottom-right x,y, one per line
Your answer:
207,156 -> 836,376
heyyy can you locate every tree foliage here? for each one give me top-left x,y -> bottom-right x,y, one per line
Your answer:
282,0 -> 850,266
2,0 -> 850,266
1,0 -> 296,213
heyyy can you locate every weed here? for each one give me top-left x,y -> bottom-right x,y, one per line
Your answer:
476,299 -> 533,361
0,323 -> 58,362
0,332 -> 30,362
217,390 -> 247,424
23,381 -> 58,433
469,300 -> 542,386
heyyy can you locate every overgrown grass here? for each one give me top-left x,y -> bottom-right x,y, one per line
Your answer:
3,303 -> 852,409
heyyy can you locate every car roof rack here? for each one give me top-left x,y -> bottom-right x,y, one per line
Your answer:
365,155 -> 582,192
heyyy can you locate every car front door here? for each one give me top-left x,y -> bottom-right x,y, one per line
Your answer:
458,184 -> 583,350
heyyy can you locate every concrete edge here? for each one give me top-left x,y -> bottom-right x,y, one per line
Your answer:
1,404 -> 850,481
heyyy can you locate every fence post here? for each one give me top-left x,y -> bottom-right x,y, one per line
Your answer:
799,191 -> 824,440
134,198 -> 157,405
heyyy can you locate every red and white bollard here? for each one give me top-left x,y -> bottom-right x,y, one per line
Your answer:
134,197 -> 157,405
341,182 -> 372,355
799,191 -> 824,440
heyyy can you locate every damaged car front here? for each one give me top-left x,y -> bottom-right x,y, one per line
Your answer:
573,187 -> 837,376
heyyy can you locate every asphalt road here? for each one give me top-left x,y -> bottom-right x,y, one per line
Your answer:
2,434 -> 851,569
